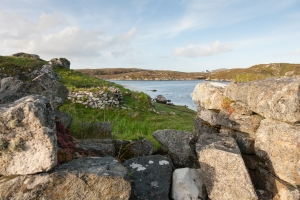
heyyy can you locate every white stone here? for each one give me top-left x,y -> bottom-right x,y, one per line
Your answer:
172,168 -> 207,200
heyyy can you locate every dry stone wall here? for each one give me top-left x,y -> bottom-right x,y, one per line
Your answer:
192,78 -> 300,199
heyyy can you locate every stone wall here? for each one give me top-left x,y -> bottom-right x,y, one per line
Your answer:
192,78 -> 300,199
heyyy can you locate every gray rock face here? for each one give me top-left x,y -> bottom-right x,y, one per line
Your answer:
197,106 -> 219,126
220,126 -> 255,155
155,94 -> 167,104
0,157 -> 131,200
194,117 -> 220,135
11,52 -> 40,59
153,129 -> 199,168
255,119 -> 300,186
49,58 -> 71,69
0,65 -> 68,108
192,82 -> 226,110
196,133 -> 257,200
123,155 -> 172,200
129,139 -> 154,156
216,109 -> 263,136
225,78 -> 300,124
54,110 -> 73,128
172,168 -> 207,200
0,95 -> 57,176
75,139 -> 115,157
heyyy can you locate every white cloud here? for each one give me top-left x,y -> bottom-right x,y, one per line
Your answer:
173,41 -> 233,58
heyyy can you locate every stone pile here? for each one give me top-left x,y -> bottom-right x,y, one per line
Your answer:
192,78 -> 300,200
68,86 -> 123,109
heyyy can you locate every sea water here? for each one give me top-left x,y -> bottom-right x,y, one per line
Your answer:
112,80 -> 206,111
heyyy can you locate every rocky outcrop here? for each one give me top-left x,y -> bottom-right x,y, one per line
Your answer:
0,95 -> 57,176
0,65 -> 68,108
0,157 -> 131,200
192,78 -> 300,199
255,119 -> 300,186
192,82 -> 226,110
123,155 -> 172,200
49,58 -> 71,69
11,52 -> 40,59
171,168 -> 207,200
225,78 -> 300,124
155,94 -> 167,104
196,133 -> 258,200
153,129 -> 199,168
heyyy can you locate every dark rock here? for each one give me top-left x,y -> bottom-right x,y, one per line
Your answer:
153,129 -> 199,168
123,155 -> 172,200
75,139 -> 115,157
49,58 -> 71,69
54,110 -> 73,128
194,117 -> 220,136
129,139 -> 154,156
155,95 -> 167,104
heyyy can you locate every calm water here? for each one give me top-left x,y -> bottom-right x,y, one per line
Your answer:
112,80 -> 206,111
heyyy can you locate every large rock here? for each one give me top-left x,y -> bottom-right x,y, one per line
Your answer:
216,109 -> 263,136
0,65 -> 68,108
196,133 -> 257,200
11,52 -> 40,59
153,129 -> 199,168
0,157 -> 131,200
196,106 -> 219,126
49,58 -> 71,69
220,126 -> 255,154
194,117 -> 220,135
192,82 -> 226,110
171,168 -> 207,200
155,94 -> 167,104
225,78 -> 300,124
75,139 -> 115,157
255,119 -> 300,186
123,155 -> 172,200
0,95 -> 57,176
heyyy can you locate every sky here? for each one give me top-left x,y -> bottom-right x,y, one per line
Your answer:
0,0 -> 299,72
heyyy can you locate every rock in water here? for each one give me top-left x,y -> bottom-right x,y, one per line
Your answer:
123,155 -> 172,200
196,133 -> 257,200
255,119 -> 300,186
171,168 -> 207,200
0,95 -> 57,176
153,129 -> 199,168
225,78 -> 300,124
0,157 -> 131,200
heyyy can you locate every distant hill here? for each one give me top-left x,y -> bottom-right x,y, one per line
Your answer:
77,63 -> 300,82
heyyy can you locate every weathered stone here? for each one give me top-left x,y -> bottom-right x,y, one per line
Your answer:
49,58 -> 71,69
216,109 -> 263,136
0,65 -> 68,108
225,78 -> 300,124
0,95 -> 57,176
155,94 -> 167,104
197,106 -> 219,126
0,157 -> 131,200
251,167 -> 300,200
192,82 -> 226,110
123,155 -> 172,200
255,119 -> 300,186
196,133 -> 257,200
153,129 -> 199,168
129,138 -> 154,156
230,101 -> 253,115
220,126 -> 255,154
11,52 -> 40,59
54,110 -> 73,128
171,168 -> 207,200
75,139 -> 115,157
194,117 -> 220,135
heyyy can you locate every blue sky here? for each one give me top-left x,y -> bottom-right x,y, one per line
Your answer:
0,0 -> 299,72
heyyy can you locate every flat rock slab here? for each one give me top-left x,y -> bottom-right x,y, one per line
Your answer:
0,157 -> 131,200
75,139 -> 115,157
225,78 -> 300,124
0,95 -> 57,176
255,119 -> 300,186
196,133 -> 257,200
153,129 -> 199,168
172,168 -> 207,200
192,82 -> 226,110
123,155 -> 172,200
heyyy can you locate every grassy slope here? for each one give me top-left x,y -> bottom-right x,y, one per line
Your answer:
0,56 -> 196,147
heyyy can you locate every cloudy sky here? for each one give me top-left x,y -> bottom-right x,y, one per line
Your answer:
0,0 -> 299,71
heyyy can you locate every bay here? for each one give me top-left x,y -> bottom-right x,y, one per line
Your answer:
112,80 -> 206,111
